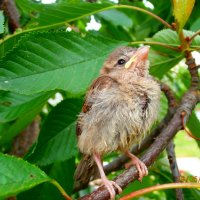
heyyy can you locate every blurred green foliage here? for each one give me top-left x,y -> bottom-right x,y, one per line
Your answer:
0,0 -> 199,199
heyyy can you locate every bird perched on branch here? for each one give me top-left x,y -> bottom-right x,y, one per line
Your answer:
75,46 -> 161,199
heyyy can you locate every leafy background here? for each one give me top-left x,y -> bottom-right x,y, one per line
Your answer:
0,0 -> 199,199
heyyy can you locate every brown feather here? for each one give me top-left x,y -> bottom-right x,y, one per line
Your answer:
76,75 -> 118,137
74,155 -> 100,186
75,75 -> 118,183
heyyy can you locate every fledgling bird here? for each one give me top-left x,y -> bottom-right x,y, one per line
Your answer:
75,46 -> 161,199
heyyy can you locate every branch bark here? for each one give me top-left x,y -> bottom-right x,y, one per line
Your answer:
185,51 -> 199,88
166,141 -> 184,200
0,0 -> 20,32
10,117 -> 40,157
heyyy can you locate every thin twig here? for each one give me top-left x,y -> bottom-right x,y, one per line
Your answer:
65,23 -> 80,32
120,183 -> 200,200
160,83 -> 178,111
116,5 -> 172,29
50,179 -> 72,200
189,30 -> 200,44
166,141 -> 184,200
129,41 -> 181,52
181,111 -> 200,141
185,51 -> 199,87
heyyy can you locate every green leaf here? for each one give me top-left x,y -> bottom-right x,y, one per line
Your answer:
44,158 -> 75,196
190,17 -> 200,31
0,106 -> 40,148
0,92 -> 53,147
0,32 -> 126,95
16,0 -> 113,28
1,2 -> 114,58
0,153 -> 50,198
28,98 -> 82,166
173,0 -> 195,33
0,33 -> 24,59
99,19 -> 132,41
0,91 -> 53,123
0,11 -> 4,34
40,158 -> 76,200
187,112 -> 200,148
149,49 -> 183,79
147,29 -> 200,53
183,188 -> 200,200
98,9 -> 132,28
146,29 -> 200,78
18,158 -> 76,200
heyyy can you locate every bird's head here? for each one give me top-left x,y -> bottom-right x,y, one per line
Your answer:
101,46 -> 150,77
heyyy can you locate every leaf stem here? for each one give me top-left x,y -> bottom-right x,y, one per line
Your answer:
189,29 -> 200,44
115,5 -> 172,29
50,179 -> 72,200
120,183 -> 200,200
178,31 -> 189,51
129,41 -> 181,52
181,111 -> 200,141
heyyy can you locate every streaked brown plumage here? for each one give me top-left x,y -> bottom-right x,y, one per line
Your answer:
75,46 -> 161,199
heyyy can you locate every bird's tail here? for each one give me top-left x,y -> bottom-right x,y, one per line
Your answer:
74,155 -> 99,188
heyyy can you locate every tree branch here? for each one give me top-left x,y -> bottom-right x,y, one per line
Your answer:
166,141 -> 184,200
10,117 -> 40,157
0,0 -> 20,33
185,51 -> 199,88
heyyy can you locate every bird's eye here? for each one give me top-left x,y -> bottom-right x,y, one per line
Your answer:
117,59 -> 126,65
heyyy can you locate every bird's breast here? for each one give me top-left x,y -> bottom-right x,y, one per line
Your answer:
78,77 -> 161,154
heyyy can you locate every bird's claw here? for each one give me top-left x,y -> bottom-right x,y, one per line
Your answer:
102,178 -> 122,199
125,154 -> 148,181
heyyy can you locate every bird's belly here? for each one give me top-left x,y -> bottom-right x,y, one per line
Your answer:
78,85 -> 160,155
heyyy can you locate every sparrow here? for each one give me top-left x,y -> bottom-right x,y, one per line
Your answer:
75,46 -> 161,199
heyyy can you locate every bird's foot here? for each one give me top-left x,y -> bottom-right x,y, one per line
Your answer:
125,152 -> 148,181
101,177 -> 122,199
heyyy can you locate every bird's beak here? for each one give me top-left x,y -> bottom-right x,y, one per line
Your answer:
125,46 -> 150,69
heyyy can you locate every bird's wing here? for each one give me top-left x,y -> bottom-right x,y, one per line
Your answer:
76,75 -> 118,136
